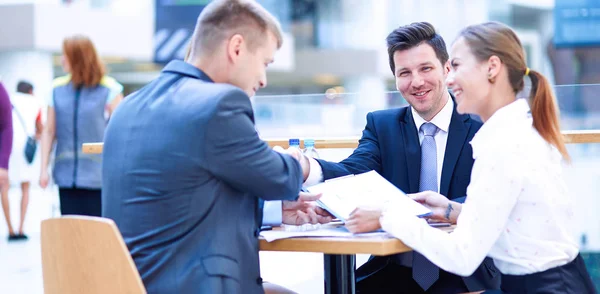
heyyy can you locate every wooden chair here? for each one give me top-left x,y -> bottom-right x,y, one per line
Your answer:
41,216 -> 146,294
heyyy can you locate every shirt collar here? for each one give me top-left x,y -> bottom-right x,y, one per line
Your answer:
411,95 -> 454,134
470,98 -> 531,158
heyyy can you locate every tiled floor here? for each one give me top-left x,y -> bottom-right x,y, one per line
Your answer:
0,185 -> 369,294
0,185 -> 58,294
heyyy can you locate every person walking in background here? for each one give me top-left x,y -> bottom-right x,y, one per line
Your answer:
0,82 -> 14,240
40,35 -> 123,217
5,81 -> 43,241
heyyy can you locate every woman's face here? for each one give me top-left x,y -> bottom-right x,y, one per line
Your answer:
446,37 -> 490,116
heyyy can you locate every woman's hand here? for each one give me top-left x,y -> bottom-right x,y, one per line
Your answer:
345,207 -> 382,233
410,191 -> 461,224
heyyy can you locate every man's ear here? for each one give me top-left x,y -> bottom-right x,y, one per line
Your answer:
226,34 -> 244,63
443,60 -> 451,76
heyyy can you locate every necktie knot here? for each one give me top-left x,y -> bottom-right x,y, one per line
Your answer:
421,123 -> 438,137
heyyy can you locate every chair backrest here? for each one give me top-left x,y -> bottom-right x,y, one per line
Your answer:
41,216 -> 146,294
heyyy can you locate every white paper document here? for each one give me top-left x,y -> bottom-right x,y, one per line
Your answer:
260,226 -> 391,242
305,170 -> 431,221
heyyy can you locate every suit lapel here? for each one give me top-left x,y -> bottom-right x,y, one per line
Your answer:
440,106 -> 471,196
400,109 -> 421,193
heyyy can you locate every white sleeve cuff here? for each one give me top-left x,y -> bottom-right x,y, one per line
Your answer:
380,200 -> 428,242
262,201 -> 282,226
303,157 -> 323,187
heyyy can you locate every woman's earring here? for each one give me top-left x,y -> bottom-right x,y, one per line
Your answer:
488,74 -> 495,84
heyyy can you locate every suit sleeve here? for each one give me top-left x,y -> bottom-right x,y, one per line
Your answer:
317,112 -> 382,180
453,196 -> 467,203
204,89 -> 302,201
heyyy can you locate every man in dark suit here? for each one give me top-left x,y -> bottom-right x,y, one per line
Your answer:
102,1 -> 329,293
301,22 -> 501,293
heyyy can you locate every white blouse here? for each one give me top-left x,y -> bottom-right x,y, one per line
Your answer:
380,99 -> 579,276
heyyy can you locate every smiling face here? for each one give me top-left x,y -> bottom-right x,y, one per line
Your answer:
446,37 -> 491,116
393,43 -> 450,121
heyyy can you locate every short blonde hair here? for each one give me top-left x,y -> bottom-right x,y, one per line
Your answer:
189,0 -> 283,58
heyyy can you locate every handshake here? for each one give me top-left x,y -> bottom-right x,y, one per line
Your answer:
272,145 -> 333,226
273,145 -> 310,182
271,146 -> 460,233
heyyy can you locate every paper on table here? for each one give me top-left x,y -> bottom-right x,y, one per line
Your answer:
260,223 -> 451,242
306,170 -> 431,221
260,226 -> 391,242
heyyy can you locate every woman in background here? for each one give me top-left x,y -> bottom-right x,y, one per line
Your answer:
40,35 -> 123,216
0,82 -> 14,240
6,81 -> 43,241
347,22 -> 596,293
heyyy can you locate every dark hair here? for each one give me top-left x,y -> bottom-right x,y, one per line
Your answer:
16,81 -> 33,94
386,22 -> 449,75
458,21 -> 569,160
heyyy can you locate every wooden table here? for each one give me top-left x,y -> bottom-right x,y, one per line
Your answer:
82,143 -> 103,154
81,130 -> 600,155
84,141 -> 459,293
258,225 -> 454,294
259,234 -> 411,255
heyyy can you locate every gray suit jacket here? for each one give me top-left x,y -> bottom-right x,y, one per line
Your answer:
102,60 -> 303,294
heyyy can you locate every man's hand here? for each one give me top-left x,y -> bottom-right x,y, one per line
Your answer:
273,146 -> 301,161
0,168 -> 8,189
410,191 -> 461,224
282,191 -> 332,225
345,207 -> 382,233
273,146 -> 310,182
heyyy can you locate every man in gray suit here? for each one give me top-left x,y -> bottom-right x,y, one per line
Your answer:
102,1 -> 329,293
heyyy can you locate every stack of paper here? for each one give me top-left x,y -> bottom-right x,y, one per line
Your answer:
305,170 -> 431,221
260,226 -> 390,242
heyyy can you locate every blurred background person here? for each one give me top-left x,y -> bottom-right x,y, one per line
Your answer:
40,35 -> 123,217
5,81 -> 42,241
0,81 -> 14,240
547,42 -> 600,124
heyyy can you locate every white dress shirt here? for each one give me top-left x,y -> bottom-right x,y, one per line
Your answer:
262,201 -> 282,226
380,99 -> 579,276
304,96 -> 454,190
